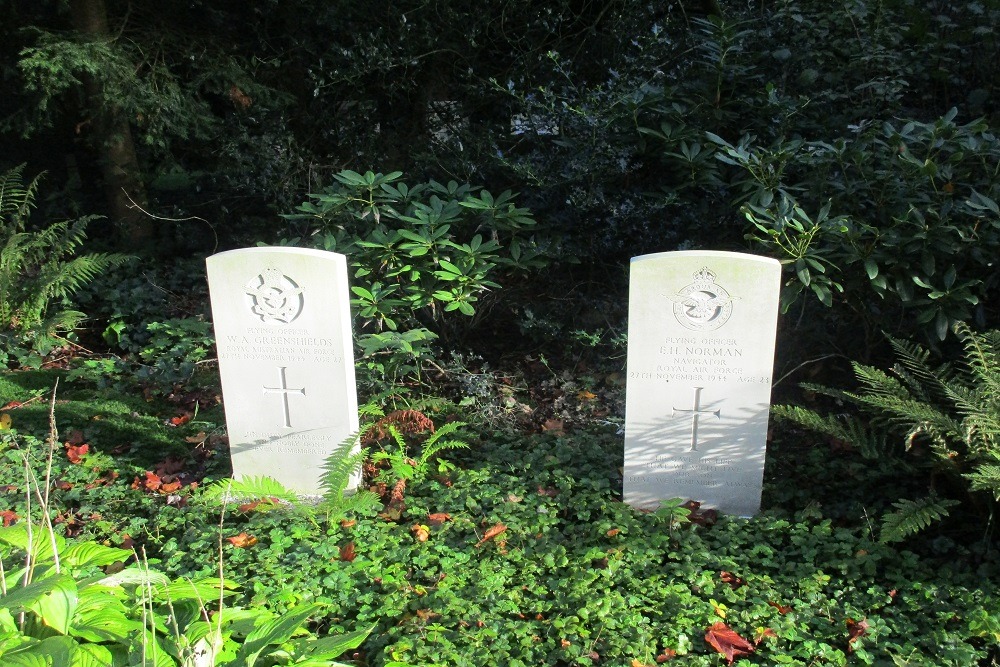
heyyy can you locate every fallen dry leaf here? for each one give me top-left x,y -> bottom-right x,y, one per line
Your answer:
475,522 -> 507,548
160,480 -> 182,494
704,622 -> 755,665
427,512 -> 451,526
226,532 -> 258,548
132,471 -> 162,492
1,509 -> 18,526
541,418 -> 565,435
411,524 -> 430,542
768,601 -> 793,614
65,443 -> 89,464
340,542 -> 357,562
846,618 -> 869,652
720,571 -> 746,589
167,414 -> 191,427
754,628 -> 778,645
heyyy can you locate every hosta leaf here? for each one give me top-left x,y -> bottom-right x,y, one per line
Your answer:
289,624 -> 374,662
33,578 -> 78,635
62,542 -> 132,570
72,588 -> 137,643
75,643 -> 124,667
152,578 -> 233,604
0,574 -> 77,634
6,635 -> 76,667
235,603 -> 322,667
97,567 -> 170,589
0,524 -> 65,563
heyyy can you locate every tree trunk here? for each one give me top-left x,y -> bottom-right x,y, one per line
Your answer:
69,0 -> 153,248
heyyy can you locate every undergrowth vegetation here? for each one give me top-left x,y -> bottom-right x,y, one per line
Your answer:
1,372 -> 998,666
1,0 -> 999,664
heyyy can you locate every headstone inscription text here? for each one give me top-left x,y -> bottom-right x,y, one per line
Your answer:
623,251 -> 781,516
207,248 -> 359,495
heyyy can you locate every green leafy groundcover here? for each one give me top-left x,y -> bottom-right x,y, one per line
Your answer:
1,372 -> 997,665
149,431 -> 1000,667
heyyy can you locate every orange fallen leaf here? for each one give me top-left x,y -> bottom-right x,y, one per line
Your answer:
160,480 -> 183,494
475,522 -> 507,548
226,532 -> 258,548
541,418 -> 565,435
168,414 -> 191,427
846,618 -> 869,652
132,471 -> 162,492
705,622 -> 755,665
411,524 -> 430,542
340,542 -> 357,562
427,512 -> 451,526
577,389 -> 597,401
754,628 -> 777,645
65,443 -> 89,464
606,528 -> 621,537
768,601 -> 793,614
720,571 -> 746,589
656,649 -> 677,662
1,509 -> 18,526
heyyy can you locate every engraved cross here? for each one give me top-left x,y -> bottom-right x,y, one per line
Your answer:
672,386 -> 720,452
263,367 -> 306,428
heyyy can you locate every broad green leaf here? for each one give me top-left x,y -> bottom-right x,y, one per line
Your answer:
62,543 -> 132,570
75,643 -> 121,667
0,525 -> 64,563
97,567 -> 170,589
152,578 -> 231,604
72,588 -> 136,643
943,265 -> 957,290
33,577 -> 78,635
129,631 -> 177,667
235,603 -> 322,667
796,265 -> 811,286
863,258 -> 879,279
0,575 -> 76,632
289,624 -> 374,662
437,260 -> 462,275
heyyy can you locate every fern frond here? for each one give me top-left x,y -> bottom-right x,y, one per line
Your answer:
879,496 -> 960,543
318,431 -> 366,498
965,465 -> 1000,501
198,475 -> 300,506
0,164 -> 40,230
771,405 -> 896,459
887,335 -> 953,400
849,363 -> 912,401
954,324 -> 1000,401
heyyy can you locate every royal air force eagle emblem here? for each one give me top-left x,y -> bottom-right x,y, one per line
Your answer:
667,267 -> 738,331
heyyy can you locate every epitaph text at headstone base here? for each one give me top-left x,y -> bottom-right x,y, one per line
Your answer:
623,251 -> 781,516
206,248 -> 359,496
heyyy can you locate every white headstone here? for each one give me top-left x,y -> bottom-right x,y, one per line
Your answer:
206,248 -> 359,495
623,251 -> 781,516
